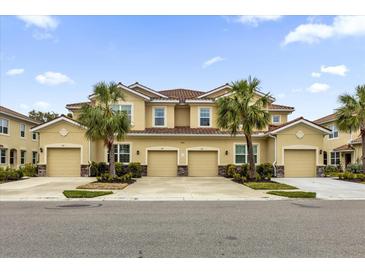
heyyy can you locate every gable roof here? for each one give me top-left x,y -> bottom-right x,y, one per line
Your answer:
129,82 -> 168,98
268,103 -> 295,112
159,88 -> 205,100
269,117 -> 331,134
314,113 -> 337,124
88,83 -> 151,101
31,115 -> 83,131
0,105 -> 39,125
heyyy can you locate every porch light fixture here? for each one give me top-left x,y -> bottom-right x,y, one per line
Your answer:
225,150 -> 228,155
40,148 -> 43,153
136,150 -> 140,155
319,150 -> 322,154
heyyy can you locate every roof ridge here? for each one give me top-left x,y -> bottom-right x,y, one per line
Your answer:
0,105 -> 39,124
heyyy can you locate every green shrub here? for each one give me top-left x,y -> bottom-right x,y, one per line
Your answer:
239,164 -> 249,177
256,163 -> 273,180
128,162 -> 142,178
324,165 -> 339,177
115,162 -> 128,176
0,167 -> 23,182
232,173 -> 243,183
355,173 -> 365,181
226,164 -> 237,178
346,164 -> 363,174
21,163 -> 37,177
96,172 -> 133,183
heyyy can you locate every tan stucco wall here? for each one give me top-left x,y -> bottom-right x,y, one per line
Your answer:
0,114 -> 39,167
145,104 -> 175,128
353,143 -> 363,164
269,111 -> 289,124
275,123 -> 326,166
190,104 -> 217,128
92,136 -> 269,166
175,106 -> 190,127
36,121 -> 90,165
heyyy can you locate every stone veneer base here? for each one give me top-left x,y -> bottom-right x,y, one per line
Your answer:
37,165 -> 47,177
178,165 -> 188,176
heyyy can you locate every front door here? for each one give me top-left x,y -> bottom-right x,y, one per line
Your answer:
345,153 -> 352,167
9,149 -> 17,167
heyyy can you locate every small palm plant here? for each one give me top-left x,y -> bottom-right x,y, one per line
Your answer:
217,77 -> 270,180
336,84 -> 365,173
78,82 -> 130,176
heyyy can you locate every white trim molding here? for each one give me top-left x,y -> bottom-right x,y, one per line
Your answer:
128,83 -> 169,98
186,146 -> 220,165
152,106 -> 167,127
145,146 -> 180,165
43,143 -> 84,165
31,116 -> 84,132
281,145 -> 319,166
198,106 -> 212,128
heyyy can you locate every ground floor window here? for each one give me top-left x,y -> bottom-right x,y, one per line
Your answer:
0,149 -> 7,164
20,150 -> 26,165
330,151 -> 340,165
323,151 -> 328,165
32,151 -> 38,165
108,144 -> 130,163
235,144 -> 258,164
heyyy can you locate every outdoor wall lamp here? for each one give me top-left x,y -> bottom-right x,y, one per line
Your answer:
136,150 -> 140,155
320,150 -> 322,154
40,148 -> 43,153
225,150 -> 228,155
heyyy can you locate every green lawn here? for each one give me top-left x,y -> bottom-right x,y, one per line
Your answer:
244,182 -> 297,190
63,190 -> 113,198
267,191 -> 316,198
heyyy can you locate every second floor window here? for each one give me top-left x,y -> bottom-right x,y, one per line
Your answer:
0,119 -> 9,134
330,151 -> 340,165
20,150 -> 26,165
272,115 -> 280,124
112,104 -> 132,123
20,123 -> 26,138
32,132 -> 37,141
154,107 -> 165,127
235,144 -> 258,164
0,149 -> 6,164
199,108 -> 211,127
329,125 -> 339,139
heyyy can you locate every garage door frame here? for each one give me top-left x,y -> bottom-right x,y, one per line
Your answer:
187,147 -> 219,177
146,147 -> 179,177
283,148 -> 317,177
47,147 -> 82,177
45,143 -> 84,164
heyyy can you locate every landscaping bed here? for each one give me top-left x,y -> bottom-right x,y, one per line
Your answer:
244,182 -> 297,190
63,190 -> 113,198
77,182 -> 129,190
267,191 -> 316,198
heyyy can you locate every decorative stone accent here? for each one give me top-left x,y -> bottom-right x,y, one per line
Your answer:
316,166 -> 325,177
81,165 -> 90,177
296,130 -> 304,139
37,165 -> 47,177
218,165 -> 227,177
59,128 -> 69,137
141,165 -> 147,176
178,165 -> 188,176
276,165 -> 285,177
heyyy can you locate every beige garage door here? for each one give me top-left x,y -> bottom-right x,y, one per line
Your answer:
148,151 -> 177,176
47,148 -> 81,177
284,149 -> 316,177
188,151 -> 218,177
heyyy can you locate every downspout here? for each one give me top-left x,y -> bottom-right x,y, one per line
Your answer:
269,134 -> 277,176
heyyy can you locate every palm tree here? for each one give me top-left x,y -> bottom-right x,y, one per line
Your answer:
78,82 -> 130,176
336,84 -> 365,172
217,77 -> 270,180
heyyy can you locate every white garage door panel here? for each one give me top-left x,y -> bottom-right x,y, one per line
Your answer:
148,151 -> 177,177
188,151 -> 218,177
47,148 -> 81,177
284,149 -> 316,177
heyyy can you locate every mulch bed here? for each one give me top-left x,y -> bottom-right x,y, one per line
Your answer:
77,182 -> 129,190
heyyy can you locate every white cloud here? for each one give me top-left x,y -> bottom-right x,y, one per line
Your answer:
17,16 -> 58,30
308,83 -> 330,93
320,65 -> 348,76
202,56 -> 225,68
35,71 -> 74,86
276,93 -> 286,98
34,101 -> 51,111
32,31 -> 54,41
6,68 -> 24,76
19,104 -> 30,110
235,16 -> 282,26
311,72 -> 321,78
283,16 -> 365,45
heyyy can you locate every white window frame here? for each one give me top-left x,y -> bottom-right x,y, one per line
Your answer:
330,151 -> 340,165
108,143 -> 132,164
272,115 -> 281,124
329,125 -> 339,139
198,107 -> 212,128
20,150 -> 26,165
111,103 -> 134,125
32,151 -> 38,165
0,118 -> 9,135
20,123 -> 26,138
152,106 -> 167,127
234,143 -> 259,165
0,148 -> 7,164
32,132 -> 38,141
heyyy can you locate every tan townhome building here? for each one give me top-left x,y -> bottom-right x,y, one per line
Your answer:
31,82 -> 331,178
0,106 -> 40,168
314,113 -> 362,169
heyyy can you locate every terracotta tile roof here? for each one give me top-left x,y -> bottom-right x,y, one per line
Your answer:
334,144 -> 355,151
313,113 -> 337,124
268,116 -> 330,133
66,102 -> 90,109
0,105 -> 39,124
268,103 -> 294,111
351,136 -> 362,144
159,89 -> 206,100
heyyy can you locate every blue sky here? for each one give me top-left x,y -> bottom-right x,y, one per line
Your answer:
1,15 -> 365,120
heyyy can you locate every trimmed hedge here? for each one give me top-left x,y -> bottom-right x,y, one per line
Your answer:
20,163 -> 37,177
0,167 -> 23,182
90,161 -> 142,178
96,172 -> 134,183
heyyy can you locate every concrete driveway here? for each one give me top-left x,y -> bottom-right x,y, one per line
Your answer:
273,177 -> 365,199
0,177 -> 95,201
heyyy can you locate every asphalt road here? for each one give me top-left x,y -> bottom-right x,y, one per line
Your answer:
1,200 -> 365,257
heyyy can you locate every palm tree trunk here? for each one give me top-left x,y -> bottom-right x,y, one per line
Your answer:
108,141 -> 116,176
361,128 -> 365,174
245,133 -> 256,180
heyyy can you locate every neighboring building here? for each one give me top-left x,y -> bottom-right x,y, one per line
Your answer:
0,106 -> 40,168
31,82 -> 330,178
314,113 -> 362,169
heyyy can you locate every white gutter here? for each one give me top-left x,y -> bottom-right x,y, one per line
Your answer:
269,134 -> 277,176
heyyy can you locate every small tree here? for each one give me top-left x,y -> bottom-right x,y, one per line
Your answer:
336,84 -> 365,173
217,77 -> 270,180
29,110 -> 59,123
78,82 -> 130,176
